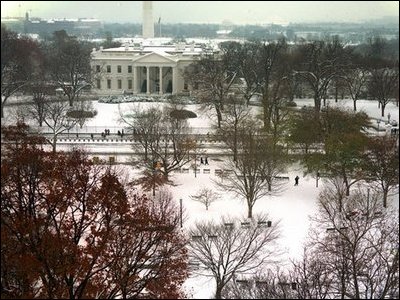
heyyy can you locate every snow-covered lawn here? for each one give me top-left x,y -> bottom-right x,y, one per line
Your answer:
2,96 -> 399,299
128,160 -> 398,299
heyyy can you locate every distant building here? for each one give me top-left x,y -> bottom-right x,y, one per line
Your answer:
91,43 -> 205,95
91,1 -> 212,96
22,12 -> 102,37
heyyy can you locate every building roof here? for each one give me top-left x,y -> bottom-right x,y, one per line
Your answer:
91,43 -> 205,62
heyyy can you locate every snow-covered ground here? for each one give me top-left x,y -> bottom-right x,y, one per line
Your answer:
2,97 -> 399,299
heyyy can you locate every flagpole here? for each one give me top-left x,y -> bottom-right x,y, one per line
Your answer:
158,17 -> 161,37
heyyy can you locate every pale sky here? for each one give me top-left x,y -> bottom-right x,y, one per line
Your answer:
1,1 -> 399,25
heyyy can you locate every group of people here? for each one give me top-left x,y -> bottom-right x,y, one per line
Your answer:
101,129 -> 111,138
98,129 -> 126,138
200,157 -> 209,165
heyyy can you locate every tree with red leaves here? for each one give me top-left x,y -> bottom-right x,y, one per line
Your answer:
1,123 -> 188,299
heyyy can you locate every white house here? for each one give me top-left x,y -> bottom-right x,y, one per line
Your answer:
91,43 -> 205,96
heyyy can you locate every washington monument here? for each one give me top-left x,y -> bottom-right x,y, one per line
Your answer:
142,1 -> 154,38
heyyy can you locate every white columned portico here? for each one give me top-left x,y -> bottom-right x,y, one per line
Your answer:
159,66 -> 163,95
133,66 -> 138,93
172,67 -> 177,94
146,66 -> 150,94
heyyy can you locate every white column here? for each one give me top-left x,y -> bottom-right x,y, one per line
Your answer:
159,66 -> 163,95
172,67 -> 177,94
146,66 -> 150,94
133,66 -> 138,93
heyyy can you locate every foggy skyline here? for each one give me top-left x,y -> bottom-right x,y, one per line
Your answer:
1,1 -> 399,25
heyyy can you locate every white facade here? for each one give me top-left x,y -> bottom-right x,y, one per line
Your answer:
91,44 -> 203,95
142,1 -> 154,38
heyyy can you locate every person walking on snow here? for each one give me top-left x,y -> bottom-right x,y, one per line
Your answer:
294,175 -> 299,186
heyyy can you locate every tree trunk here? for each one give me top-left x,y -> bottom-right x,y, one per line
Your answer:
353,99 -> 357,111
381,103 -> 385,117
352,260 -> 360,299
262,90 -> 271,131
233,133 -> 238,162
144,146 -> 148,161
1,100 -> 4,118
314,91 -> 321,114
383,189 -> 388,208
1,95 -> 9,118
52,135 -> 57,153
216,108 -> 222,129
335,82 -> 339,103
247,203 -> 253,219
215,284 -> 223,299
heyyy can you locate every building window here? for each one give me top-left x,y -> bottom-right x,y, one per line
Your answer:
128,79 -> 132,89
128,65 -> 132,73
118,79 -> 122,89
107,65 -> 111,73
107,79 -> 111,89
96,79 -> 101,89
117,65 -> 122,73
96,65 -> 101,73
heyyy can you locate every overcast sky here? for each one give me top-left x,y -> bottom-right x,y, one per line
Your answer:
1,1 -> 399,25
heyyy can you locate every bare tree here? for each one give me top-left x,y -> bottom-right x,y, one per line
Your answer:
252,39 -> 287,131
343,67 -> 368,111
294,38 -> 347,115
368,67 -> 399,117
188,215 -> 280,299
218,94 -> 251,162
1,26 -> 41,118
27,82 -> 56,127
290,248 -> 333,299
363,135 -> 399,208
305,185 -> 399,299
190,188 -> 220,210
43,100 -> 77,152
120,105 -> 162,162
184,53 -> 236,128
216,126 -> 288,218
221,269 -> 299,299
149,115 -> 194,180
47,30 -> 93,107
121,106 -> 193,181
218,41 -> 259,106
